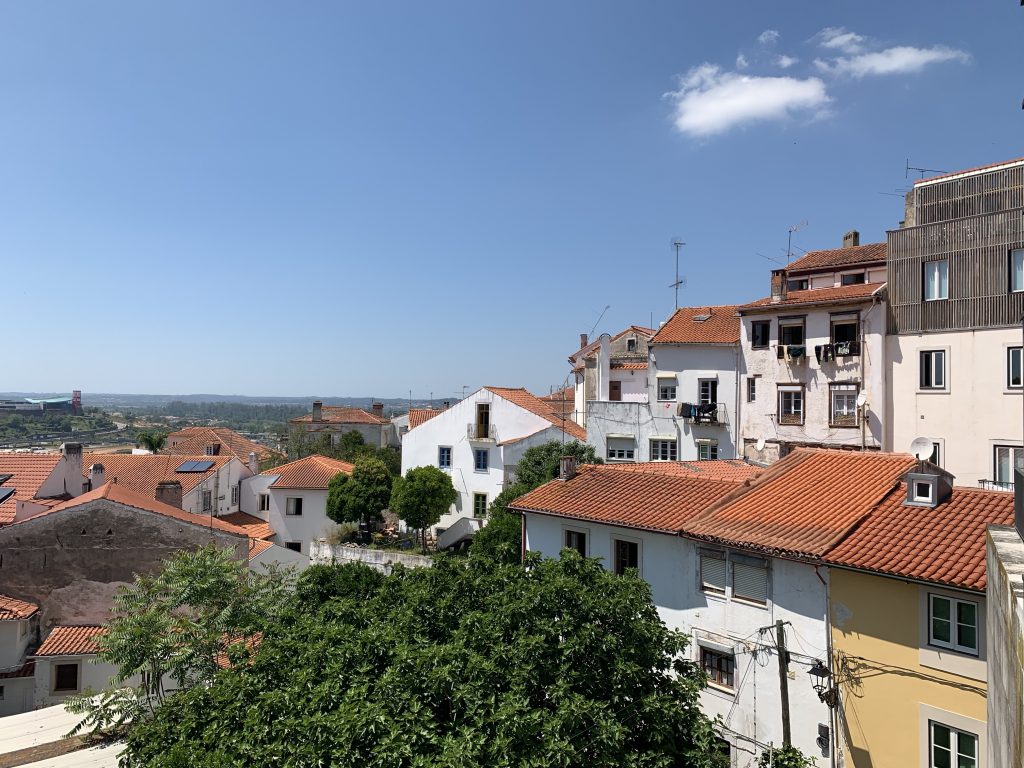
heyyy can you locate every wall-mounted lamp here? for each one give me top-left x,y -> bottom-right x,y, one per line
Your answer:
808,660 -> 837,708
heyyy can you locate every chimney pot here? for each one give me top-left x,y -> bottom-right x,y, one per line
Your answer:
312,400 -> 323,422
770,268 -> 788,304
372,402 -> 384,419
60,443 -> 85,497
155,480 -> 183,509
559,456 -> 578,481
89,463 -> 105,490
248,451 -> 259,476
843,230 -> 860,248
579,333 -> 588,349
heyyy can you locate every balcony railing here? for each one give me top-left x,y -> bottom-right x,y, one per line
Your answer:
678,402 -> 728,425
776,342 -> 861,362
979,479 -> 1014,492
467,423 -> 497,441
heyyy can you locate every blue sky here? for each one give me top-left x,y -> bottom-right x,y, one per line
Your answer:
2,2 -> 1020,399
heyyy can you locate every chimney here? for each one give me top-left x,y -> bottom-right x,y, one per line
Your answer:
372,402 -> 384,419
579,333 -> 588,349
155,480 -> 183,509
843,230 -> 860,248
89,463 -> 105,490
312,400 -> 323,422
59,442 -> 84,497
248,451 -> 259,475
442,400 -> 450,410
770,269 -> 788,304
559,456 -> 578,481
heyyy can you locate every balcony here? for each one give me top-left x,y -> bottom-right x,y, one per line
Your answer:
776,342 -> 861,362
678,402 -> 728,426
467,423 -> 497,442
979,479 -> 1014,492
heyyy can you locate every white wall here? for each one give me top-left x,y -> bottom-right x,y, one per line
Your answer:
32,655 -> 121,709
524,513 -> 834,766
250,541 -> 309,573
180,459 -> 251,517
0,616 -> 35,669
240,475 -> 333,557
886,327 -> 1023,487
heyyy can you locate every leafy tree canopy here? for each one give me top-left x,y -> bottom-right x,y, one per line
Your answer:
469,482 -> 529,564
390,465 -> 457,551
135,431 -> 168,453
287,427 -> 401,476
121,553 -> 727,768
325,458 -> 394,525
513,440 -> 602,489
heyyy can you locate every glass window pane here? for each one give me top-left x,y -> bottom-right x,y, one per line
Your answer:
933,748 -> 951,768
1013,249 -> 1024,292
932,722 -> 951,749
958,732 -> 977,758
932,596 -> 951,621
956,601 -> 976,626
932,618 -> 951,643
957,622 -> 977,651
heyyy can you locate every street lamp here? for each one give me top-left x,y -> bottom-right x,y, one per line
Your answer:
808,660 -> 837,708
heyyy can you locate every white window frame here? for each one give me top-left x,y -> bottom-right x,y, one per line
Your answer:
924,259 -> 949,301
830,384 -> 859,427
929,441 -> 943,467
258,493 -> 270,512
473,448 -> 489,473
1011,247 -> 1024,293
1008,347 -> 1023,390
913,479 -> 935,504
779,318 -> 805,346
777,385 -> 804,425
696,440 -> 718,461
650,439 -> 677,462
928,594 -> 979,656
438,446 -> 452,469
928,720 -> 978,768
657,381 -> 677,401
606,440 -> 636,462
230,485 -> 240,506
920,350 -> 947,390
285,497 -> 303,516
746,377 -> 757,403
698,379 -> 718,405
994,445 -> 1023,486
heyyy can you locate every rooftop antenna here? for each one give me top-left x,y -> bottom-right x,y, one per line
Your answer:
786,220 -> 808,264
670,238 -> 686,309
757,251 -> 785,266
589,305 -> 611,338
905,158 -> 945,180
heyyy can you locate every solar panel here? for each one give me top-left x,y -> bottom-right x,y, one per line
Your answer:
175,460 -> 215,473
0,487 -> 14,505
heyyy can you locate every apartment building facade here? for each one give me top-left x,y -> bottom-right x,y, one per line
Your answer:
570,326 -> 655,428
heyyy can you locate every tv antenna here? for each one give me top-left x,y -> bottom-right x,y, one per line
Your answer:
905,159 -> 945,180
589,305 -> 611,338
786,220 -> 808,263
670,238 -> 686,309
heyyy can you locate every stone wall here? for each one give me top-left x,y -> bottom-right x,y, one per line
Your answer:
986,525 -> 1024,768
310,541 -> 433,574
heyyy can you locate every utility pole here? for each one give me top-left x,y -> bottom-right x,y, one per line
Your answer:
671,239 -> 685,309
776,620 -> 792,746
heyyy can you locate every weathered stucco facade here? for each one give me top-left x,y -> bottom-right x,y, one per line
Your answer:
986,525 -> 1024,768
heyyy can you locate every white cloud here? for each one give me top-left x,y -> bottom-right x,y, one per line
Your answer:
817,26 -> 865,54
736,53 -> 749,69
758,29 -> 780,45
666,64 -> 829,138
817,45 -> 970,77
775,54 -> 799,69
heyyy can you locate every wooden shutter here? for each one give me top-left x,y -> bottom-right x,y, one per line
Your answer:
733,562 -> 768,603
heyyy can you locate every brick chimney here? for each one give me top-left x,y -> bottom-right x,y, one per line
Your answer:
312,400 -> 323,422
372,402 -> 384,419
770,269 -> 788,304
155,480 -> 182,509
89,463 -> 105,490
248,451 -> 259,476
579,333 -> 588,349
59,442 -> 84,497
559,456 -> 578,481
843,230 -> 860,248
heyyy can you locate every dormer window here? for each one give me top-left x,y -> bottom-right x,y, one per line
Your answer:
904,468 -> 954,508
913,480 -> 934,503
627,339 -> 637,353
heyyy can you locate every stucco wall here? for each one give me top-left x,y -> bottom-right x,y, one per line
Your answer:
32,655 -> 121,709
310,541 -> 433,573
986,526 -> 1024,768
830,567 -> 988,768
0,616 -> 37,669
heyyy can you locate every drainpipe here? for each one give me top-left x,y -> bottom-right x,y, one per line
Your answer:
735,344 -> 742,460
815,565 -> 837,768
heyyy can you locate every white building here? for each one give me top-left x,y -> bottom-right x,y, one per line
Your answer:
569,327 -> 655,427
0,594 -> 39,716
400,386 -> 587,531
739,234 -> 888,464
29,625 -> 118,710
0,443 -> 88,525
586,305 -> 741,463
289,400 -> 394,449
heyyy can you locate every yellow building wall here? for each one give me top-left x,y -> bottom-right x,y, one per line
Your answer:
830,568 -> 987,768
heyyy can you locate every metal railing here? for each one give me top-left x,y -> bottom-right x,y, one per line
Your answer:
979,479 -> 1014,492
467,423 -> 497,441
678,402 -> 728,425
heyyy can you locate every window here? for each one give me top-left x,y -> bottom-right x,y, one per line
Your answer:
746,377 -> 757,402
613,539 -> 639,575
230,485 -> 239,506
650,439 -> 677,461
920,350 -> 946,390
994,445 -> 1023,485
841,272 -> 866,286
924,260 -> 949,301
474,449 -> 489,472
285,542 -> 302,553
627,338 -> 637,352
473,493 -> 487,516
929,442 -> 942,467
700,550 -> 726,594
913,480 -> 934,503
701,648 -> 735,689
929,594 -> 978,655
830,384 -> 858,427
698,379 -> 718,405
831,317 -> 859,344
1011,248 -> 1024,292
474,403 -> 490,439
658,380 -> 677,401
778,386 -> 804,425
53,663 -> 79,693
607,441 -> 635,461
286,497 -> 303,516
697,441 -> 718,461
732,557 -> 769,604
565,529 -> 587,556
258,494 -> 270,512
202,490 -> 212,513
751,321 -> 771,348
438,446 -> 452,469
0,684 -> 4,700
779,319 -> 805,346
929,721 -> 978,768
1009,347 -> 1022,389
787,278 -> 808,291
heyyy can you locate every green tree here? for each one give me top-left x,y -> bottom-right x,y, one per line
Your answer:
135,431 -> 167,453
336,430 -> 367,462
325,458 -> 393,525
758,745 -> 817,768
513,439 -> 602,488
390,465 -> 457,552
469,482 -> 529,564
121,553 -> 728,767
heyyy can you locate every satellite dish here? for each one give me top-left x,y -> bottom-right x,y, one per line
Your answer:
856,392 -> 867,407
909,437 -> 933,462
756,437 -> 766,452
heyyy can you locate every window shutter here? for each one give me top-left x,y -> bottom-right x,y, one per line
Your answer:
701,553 -> 726,593
733,562 -> 768,603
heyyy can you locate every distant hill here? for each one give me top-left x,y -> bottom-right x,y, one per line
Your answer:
0,393 -> 448,411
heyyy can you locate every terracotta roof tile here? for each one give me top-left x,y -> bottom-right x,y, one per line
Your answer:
0,661 -> 34,679
650,306 -> 741,345
685,449 -> 917,558
0,593 -> 38,621
408,408 -> 443,430
166,427 -> 274,463
82,453 -> 230,499
825,484 -> 1015,591
34,625 -> 106,657
220,512 -> 274,540
786,243 -> 886,274
483,387 -> 587,441
608,460 -> 761,483
265,455 -> 354,489
0,454 -> 62,524
569,326 -> 655,361
290,406 -> 387,425
538,387 -> 575,419
511,463 -> 748,534
248,538 -> 275,559
610,362 -> 648,370
739,282 -> 884,313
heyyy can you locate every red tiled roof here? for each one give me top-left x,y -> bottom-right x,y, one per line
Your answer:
0,454 -> 62,524
608,460 -> 761,483
914,156 -> 1024,186
685,449 -> 917,559
0,593 -> 38,621
483,387 -> 587,441
610,362 -> 648,370
739,282 -> 884,313
538,387 -> 576,419
34,626 -> 106,657
248,538 -> 275,559
611,326 -> 656,342
40,482 -> 249,537
266,455 -> 354,489
650,306 -> 741,345
290,406 -> 386,425
408,408 -> 442,430
166,427 -> 274,463
786,243 -> 886,274
0,661 -> 34,679
215,632 -> 263,669
511,463 -> 746,534
825,484 -> 1015,591
569,326 -> 655,362
82,453 -> 230,499
220,512 -> 274,540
